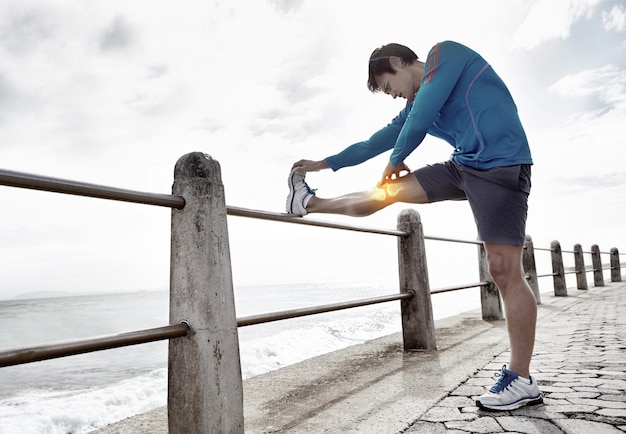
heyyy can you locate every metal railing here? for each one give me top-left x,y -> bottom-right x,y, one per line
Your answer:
0,153 -> 623,433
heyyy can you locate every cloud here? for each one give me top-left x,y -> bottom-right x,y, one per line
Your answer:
548,64 -> 626,106
556,171 -> 626,189
0,6 -> 57,55
513,0 -> 601,49
269,0 -> 306,13
603,3 -> 626,31
99,15 -> 134,51
1,0 -> 625,299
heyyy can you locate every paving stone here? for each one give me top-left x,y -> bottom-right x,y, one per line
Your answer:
598,380 -> 626,390
583,370 -> 626,377
574,386 -> 603,392
555,418 -> 624,433
540,386 -> 575,393
422,407 -> 476,423
474,370 -> 497,378
465,377 -> 497,386
554,378 -> 607,387
437,396 -> 475,408
600,394 -> 626,403
451,385 -> 486,396
547,391 -> 599,399
568,398 -> 626,409
555,373 -> 598,379
543,403 -> 599,413
496,415 -> 563,434
600,368 -> 626,375
445,416 -> 503,433
513,406 -> 563,420
460,406 -> 480,414
597,408 -> 626,418
403,421 -> 450,433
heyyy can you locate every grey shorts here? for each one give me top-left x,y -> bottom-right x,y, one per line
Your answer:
414,161 -> 532,246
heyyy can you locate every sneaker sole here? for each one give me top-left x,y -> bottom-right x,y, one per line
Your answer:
286,171 -> 297,214
476,395 -> 543,411
285,172 -> 302,217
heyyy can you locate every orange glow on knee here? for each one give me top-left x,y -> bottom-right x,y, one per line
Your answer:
370,181 -> 405,201
385,182 -> 402,197
370,187 -> 386,201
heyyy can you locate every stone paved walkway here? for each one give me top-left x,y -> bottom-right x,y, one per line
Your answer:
95,282 -> 626,434
405,284 -> 626,434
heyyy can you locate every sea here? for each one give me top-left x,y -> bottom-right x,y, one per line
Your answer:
0,281 -> 481,434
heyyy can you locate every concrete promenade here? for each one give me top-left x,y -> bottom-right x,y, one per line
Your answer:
95,281 -> 626,433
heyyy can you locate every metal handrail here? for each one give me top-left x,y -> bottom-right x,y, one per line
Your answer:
0,277 -> 490,367
1,168 -> 490,244
237,291 -> 414,327
0,168 -> 185,209
430,282 -> 489,294
227,206 -> 408,237
238,281 -> 491,327
1,279 -> 493,367
424,235 -> 481,245
0,323 -> 189,368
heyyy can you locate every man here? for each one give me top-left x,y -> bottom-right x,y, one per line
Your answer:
286,40 -> 542,411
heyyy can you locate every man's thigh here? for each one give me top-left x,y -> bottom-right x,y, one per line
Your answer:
413,161 -> 467,202
381,172 -> 429,204
463,165 -> 531,246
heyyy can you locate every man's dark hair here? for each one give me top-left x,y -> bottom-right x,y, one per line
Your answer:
367,43 -> 419,92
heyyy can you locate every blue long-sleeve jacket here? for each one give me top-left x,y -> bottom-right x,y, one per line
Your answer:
325,41 -> 532,171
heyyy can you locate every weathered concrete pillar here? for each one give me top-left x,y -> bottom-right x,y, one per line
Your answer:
397,209 -> 436,350
168,153 -> 243,434
477,244 -> 504,320
573,244 -> 588,290
522,235 -> 541,304
591,244 -> 605,287
610,248 -> 622,282
551,240 -> 567,296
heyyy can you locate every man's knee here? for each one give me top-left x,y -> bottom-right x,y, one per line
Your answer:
486,251 -> 508,283
484,244 -> 523,288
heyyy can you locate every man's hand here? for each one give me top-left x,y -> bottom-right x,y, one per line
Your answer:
291,159 -> 330,173
380,161 -> 411,185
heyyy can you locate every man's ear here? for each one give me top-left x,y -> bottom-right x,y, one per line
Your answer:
389,56 -> 402,70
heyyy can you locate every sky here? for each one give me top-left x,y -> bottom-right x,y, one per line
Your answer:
0,0 -> 625,300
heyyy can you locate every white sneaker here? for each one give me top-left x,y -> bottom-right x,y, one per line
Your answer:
286,170 -> 315,216
475,365 -> 543,411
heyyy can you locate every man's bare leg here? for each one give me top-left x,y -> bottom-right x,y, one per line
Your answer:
306,174 -> 429,216
483,242 -> 537,378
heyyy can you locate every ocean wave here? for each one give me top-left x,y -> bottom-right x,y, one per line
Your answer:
0,369 -> 167,434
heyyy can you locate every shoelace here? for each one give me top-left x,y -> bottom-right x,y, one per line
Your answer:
489,365 -> 517,393
303,180 -> 316,195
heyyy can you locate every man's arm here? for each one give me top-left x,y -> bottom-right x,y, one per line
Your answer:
291,159 -> 330,172
290,104 -> 410,174
323,105 -> 410,171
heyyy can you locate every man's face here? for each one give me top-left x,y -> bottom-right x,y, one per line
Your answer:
375,58 -> 419,102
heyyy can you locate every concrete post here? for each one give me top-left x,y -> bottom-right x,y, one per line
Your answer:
573,244 -> 588,290
397,209 -> 436,350
610,248 -> 622,282
477,244 -> 503,320
522,235 -> 541,304
591,244 -> 605,287
551,240 -> 567,296
168,153 -> 243,434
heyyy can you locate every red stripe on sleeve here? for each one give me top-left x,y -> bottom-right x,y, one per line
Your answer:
423,43 -> 440,84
